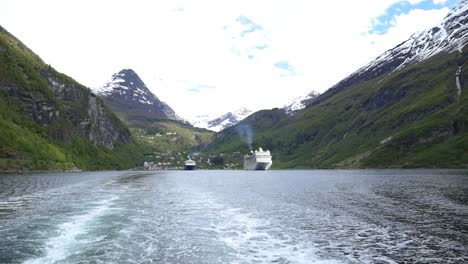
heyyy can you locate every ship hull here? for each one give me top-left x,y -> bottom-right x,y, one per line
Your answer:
244,161 -> 272,170
184,165 -> 195,170
243,158 -> 272,170
184,159 -> 196,170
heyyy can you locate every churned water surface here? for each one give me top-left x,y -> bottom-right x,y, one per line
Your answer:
0,170 -> 467,263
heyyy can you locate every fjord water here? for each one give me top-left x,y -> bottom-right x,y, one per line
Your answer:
0,170 -> 467,263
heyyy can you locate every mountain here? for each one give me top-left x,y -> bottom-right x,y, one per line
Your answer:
93,69 -> 214,168
283,91 -> 320,114
205,1 -> 468,169
192,108 -> 253,132
0,26 -> 145,171
94,69 -> 182,125
316,1 -> 468,105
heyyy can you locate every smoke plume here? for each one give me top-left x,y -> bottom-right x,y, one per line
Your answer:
236,124 -> 253,151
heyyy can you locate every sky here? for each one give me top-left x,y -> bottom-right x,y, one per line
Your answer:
0,0 -> 459,121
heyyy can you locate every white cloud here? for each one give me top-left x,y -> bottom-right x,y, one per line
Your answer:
433,0 -> 448,4
0,0 -> 452,120
407,0 -> 426,4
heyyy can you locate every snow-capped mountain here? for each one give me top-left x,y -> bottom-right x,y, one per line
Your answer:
94,69 -> 182,123
192,108 -> 253,132
364,1 -> 467,73
318,0 -> 468,103
283,91 -> 320,114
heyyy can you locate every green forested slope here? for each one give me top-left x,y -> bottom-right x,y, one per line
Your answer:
0,26 -> 147,171
206,48 -> 468,168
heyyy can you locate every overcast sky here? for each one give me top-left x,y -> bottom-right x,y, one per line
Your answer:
0,0 -> 458,120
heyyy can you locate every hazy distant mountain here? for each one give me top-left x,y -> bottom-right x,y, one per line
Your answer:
94,69 -> 182,125
192,108 -> 253,132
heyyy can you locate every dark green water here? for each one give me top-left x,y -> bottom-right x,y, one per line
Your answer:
0,170 -> 467,263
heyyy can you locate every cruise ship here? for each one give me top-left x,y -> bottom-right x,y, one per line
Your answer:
184,159 -> 196,170
243,148 -> 272,170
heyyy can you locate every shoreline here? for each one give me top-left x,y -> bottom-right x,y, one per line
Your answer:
2,167 -> 468,175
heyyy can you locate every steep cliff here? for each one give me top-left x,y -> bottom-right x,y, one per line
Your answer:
42,70 -> 130,146
0,26 -> 141,171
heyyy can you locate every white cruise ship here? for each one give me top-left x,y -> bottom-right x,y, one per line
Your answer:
184,159 -> 196,170
243,148 -> 272,170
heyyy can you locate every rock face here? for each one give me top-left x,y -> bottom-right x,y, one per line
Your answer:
0,26 -> 130,148
1,72 -> 131,148
95,69 -> 181,124
192,108 -> 253,132
44,71 -> 130,146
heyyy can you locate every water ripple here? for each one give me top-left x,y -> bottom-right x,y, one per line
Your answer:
0,170 -> 467,263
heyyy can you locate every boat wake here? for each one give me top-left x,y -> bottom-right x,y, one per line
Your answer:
23,196 -> 117,264
191,192 -> 341,264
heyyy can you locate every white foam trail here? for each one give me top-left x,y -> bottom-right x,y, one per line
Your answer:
219,210 -> 341,264
23,197 -> 116,264
194,192 -> 343,264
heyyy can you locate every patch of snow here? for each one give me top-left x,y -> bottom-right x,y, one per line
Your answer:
209,123 -> 225,132
285,96 -> 306,113
113,77 -> 125,83
283,91 -> 320,114
93,74 -> 128,94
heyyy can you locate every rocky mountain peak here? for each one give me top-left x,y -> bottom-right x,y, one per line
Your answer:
110,69 -> 146,90
95,69 -> 155,105
94,69 -> 182,123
